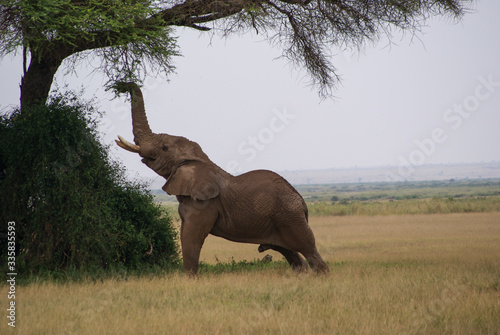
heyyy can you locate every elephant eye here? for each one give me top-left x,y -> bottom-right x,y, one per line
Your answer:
162,144 -> 169,152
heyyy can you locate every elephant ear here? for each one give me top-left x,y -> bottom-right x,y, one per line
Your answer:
162,161 -> 220,200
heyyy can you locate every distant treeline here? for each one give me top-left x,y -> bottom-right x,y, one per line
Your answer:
296,179 -> 500,203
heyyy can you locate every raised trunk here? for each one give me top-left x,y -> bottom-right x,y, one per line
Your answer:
122,83 -> 152,145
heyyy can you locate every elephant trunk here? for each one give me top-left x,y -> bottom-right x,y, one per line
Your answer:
114,82 -> 152,153
116,82 -> 152,144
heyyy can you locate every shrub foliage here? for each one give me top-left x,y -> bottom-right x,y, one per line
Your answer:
0,94 -> 179,273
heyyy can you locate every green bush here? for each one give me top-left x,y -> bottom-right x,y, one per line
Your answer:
0,93 -> 179,274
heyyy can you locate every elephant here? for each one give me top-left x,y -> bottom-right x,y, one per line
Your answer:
114,82 -> 329,275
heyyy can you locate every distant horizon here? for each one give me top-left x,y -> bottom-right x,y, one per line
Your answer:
274,160 -> 500,172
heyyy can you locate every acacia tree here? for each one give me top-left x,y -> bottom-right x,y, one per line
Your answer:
1,0 -> 472,108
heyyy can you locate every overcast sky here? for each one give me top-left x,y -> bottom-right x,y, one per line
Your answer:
1,1 -> 499,184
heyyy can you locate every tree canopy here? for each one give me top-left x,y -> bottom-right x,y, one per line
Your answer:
0,0 -> 473,106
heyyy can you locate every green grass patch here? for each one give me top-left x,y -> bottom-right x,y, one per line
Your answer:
308,196 -> 500,216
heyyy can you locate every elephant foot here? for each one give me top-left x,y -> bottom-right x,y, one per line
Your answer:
305,251 -> 330,275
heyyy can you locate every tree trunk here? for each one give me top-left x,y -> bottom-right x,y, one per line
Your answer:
20,53 -> 63,109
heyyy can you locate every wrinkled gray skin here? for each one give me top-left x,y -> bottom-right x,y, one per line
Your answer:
115,82 -> 329,276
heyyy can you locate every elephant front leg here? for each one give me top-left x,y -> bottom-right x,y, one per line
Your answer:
180,231 -> 205,276
178,199 -> 217,276
179,219 -> 212,276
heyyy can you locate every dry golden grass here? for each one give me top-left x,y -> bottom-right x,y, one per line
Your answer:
2,213 -> 499,334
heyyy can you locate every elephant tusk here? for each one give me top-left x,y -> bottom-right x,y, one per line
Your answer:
115,135 -> 141,153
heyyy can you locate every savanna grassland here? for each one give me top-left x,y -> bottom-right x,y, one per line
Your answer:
2,180 -> 500,334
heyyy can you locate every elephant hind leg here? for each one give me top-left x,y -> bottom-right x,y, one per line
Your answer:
258,244 -> 272,253
258,244 -> 308,272
280,248 -> 308,273
302,249 -> 330,274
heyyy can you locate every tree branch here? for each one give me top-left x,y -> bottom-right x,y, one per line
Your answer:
63,0 -> 254,53
9,0 -> 472,103
150,0 -> 253,30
